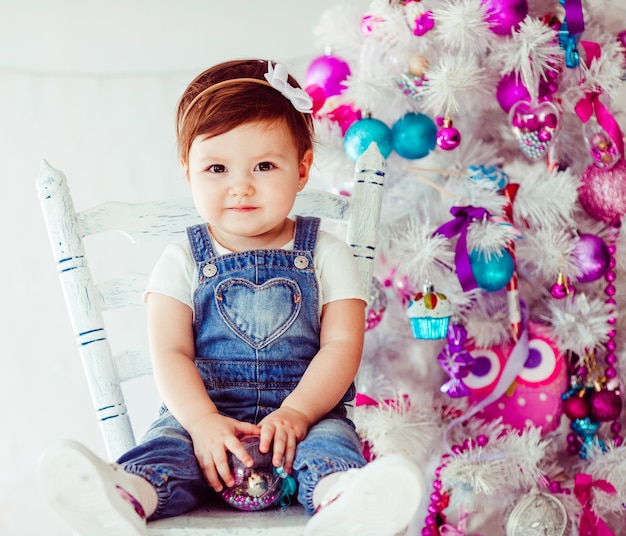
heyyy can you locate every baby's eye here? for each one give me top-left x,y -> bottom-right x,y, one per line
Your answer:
255,162 -> 276,172
207,164 -> 227,173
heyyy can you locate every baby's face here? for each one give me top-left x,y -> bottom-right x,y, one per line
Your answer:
185,120 -> 313,252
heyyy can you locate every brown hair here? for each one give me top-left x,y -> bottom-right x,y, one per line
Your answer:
176,59 -> 314,166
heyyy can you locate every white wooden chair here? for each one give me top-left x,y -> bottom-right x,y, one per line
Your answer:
36,143 -> 385,535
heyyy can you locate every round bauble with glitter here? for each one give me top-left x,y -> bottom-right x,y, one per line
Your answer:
589,389 -> 623,422
390,113 -> 437,160
344,117 -> 393,161
504,491 -> 569,536
305,54 -> 351,98
220,436 -> 293,511
578,159 -> 626,224
481,0 -> 528,35
571,233 -> 610,283
496,72 -> 530,113
469,248 -> 515,292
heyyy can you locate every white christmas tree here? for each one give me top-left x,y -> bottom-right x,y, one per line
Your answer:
306,1 -> 626,534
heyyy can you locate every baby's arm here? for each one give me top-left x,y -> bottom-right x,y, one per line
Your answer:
258,297 -> 366,472
147,292 -> 260,491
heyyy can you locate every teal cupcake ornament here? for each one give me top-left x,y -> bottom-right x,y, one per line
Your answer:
407,281 -> 452,340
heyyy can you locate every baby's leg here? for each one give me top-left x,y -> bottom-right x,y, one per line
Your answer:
39,410 -> 210,535
293,415 -> 424,536
116,409 -> 212,519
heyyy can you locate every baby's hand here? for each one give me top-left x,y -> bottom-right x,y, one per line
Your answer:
187,413 -> 260,492
258,407 -> 310,474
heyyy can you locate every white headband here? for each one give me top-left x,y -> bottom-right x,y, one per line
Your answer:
179,62 -> 312,129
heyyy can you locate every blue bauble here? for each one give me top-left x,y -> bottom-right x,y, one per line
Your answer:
391,113 -> 437,160
469,248 -> 515,292
344,118 -> 393,161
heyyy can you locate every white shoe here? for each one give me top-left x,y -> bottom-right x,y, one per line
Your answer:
305,454 -> 424,536
39,439 -> 147,536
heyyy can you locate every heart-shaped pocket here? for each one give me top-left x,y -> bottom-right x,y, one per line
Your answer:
215,277 -> 302,349
509,100 -> 561,160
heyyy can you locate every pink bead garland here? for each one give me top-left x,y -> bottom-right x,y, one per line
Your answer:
421,435 -> 488,535
605,224 -> 623,447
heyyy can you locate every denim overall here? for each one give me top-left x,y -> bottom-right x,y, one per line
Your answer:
118,216 -> 366,518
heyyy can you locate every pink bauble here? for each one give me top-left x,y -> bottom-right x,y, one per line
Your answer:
563,395 -> 589,420
305,55 -> 351,98
578,159 -> 626,224
572,234 -> 610,283
327,104 -> 362,136
481,0 -> 528,35
436,126 -> 462,150
305,84 -> 326,114
496,73 -> 530,113
589,389 -> 623,422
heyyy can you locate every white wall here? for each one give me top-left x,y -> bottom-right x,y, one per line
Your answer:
0,1 -> 371,534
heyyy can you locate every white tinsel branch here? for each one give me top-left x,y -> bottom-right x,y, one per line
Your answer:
490,17 -> 563,102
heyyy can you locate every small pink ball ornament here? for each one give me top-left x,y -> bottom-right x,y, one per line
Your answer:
496,72 -> 531,114
305,55 -> 351,99
481,0 -> 529,35
436,117 -> 461,151
578,159 -> 626,224
571,233 -> 610,283
563,394 -> 589,421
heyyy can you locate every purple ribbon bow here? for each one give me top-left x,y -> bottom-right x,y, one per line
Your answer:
438,324 -> 476,398
434,206 -> 490,291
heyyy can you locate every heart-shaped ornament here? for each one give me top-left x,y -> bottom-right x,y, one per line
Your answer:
509,100 -> 561,160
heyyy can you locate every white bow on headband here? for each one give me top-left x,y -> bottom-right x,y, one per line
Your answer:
264,63 -> 313,114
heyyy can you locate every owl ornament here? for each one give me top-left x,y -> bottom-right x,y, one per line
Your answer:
463,322 -> 568,435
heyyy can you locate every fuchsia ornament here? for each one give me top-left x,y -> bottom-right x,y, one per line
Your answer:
436,117 -> 461,151
578,159 -> 626,224
481,0 -> 528,35
305,55 -> 351,99
413,11 -> 434,36
496,73 -> 531,113
464,322 -> 568,435
571,233 -> 610,283
509,100 -> 561,160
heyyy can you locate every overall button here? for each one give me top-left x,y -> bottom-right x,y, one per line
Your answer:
294,256 -> 309,269
202,264 -> 218,277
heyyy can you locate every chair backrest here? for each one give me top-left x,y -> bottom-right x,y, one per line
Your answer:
37,143 -> 385,461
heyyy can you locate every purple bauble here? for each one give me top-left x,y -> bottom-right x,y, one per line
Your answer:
481,0 -> 529,35
578,159 -> 626,224
305,55 -> 351,98
496,72 -> 530,113
572,234 -> 610,283
589,389 -> 623,422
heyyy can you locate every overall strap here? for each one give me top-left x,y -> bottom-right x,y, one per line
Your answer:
293,216 -> 320,253
186,224 -> 217,263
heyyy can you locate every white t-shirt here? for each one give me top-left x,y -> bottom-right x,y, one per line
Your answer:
145,228 -> 367,316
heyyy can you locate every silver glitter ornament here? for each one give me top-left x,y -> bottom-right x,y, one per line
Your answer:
505,491 -> 569,536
